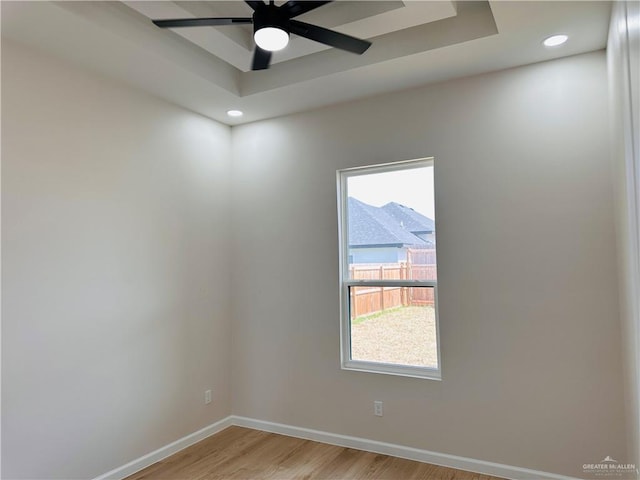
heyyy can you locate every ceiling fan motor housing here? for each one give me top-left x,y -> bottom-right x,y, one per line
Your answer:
253,6 -> 291,35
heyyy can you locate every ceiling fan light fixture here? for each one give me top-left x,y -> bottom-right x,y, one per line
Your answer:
254,26 -> 289,51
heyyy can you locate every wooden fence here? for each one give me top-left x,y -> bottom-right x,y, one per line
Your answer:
349,249 -> 437,319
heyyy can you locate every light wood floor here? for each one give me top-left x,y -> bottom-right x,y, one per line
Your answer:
126,426 -> 505,480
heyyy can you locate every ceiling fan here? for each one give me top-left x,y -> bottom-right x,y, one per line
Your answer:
152,1 -> 372,71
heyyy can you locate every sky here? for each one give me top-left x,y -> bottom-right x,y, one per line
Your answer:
347,165 -> 435,219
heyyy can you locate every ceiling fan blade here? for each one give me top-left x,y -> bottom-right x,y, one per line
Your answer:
244,1 -> 265,11
281,1 -> 332,18
152,17 -> 252,28
289,20 -> 371,54
251,46 -> 272,70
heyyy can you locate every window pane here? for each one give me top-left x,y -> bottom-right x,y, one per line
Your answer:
345,166 -> 435,280
339,159 -> 440,378
349,286 -> 437,369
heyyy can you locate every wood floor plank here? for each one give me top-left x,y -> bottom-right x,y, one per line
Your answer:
310,449 -> 387,479
267,439 -> 345,479
125,426 -> 506,480
204,433 -> 308,480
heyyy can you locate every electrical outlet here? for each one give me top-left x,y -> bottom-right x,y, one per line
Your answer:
374,400 -> 383,416
205,389 -> 212,405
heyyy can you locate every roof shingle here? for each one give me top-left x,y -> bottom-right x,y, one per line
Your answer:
348,198 -> 431,248
381,202 -> 434,234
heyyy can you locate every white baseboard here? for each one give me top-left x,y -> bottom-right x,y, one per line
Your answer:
94,414 -> 580,480
93,416 -> 233,480
230,416 -> 580,480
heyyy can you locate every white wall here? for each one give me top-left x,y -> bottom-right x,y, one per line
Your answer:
231,51 -> 627,478
1,40 -> 232,479
2,37 -> 633,480
608,1 -> 640,475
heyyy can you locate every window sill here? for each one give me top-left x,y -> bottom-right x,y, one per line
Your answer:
342,359 -> 442,381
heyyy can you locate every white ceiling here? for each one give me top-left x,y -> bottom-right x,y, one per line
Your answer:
1,1 -> 612,125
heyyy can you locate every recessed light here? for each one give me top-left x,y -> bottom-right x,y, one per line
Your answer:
227,110 -> 243,117
543,34 -> 568,47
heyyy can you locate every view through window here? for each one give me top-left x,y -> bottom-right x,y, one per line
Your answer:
338,158 -> 439,379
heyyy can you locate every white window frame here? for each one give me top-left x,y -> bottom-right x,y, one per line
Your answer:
337,158 -> 441,380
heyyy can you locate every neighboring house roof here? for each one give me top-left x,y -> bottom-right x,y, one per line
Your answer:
348,197 -> 432,248
381,202 -> 435,234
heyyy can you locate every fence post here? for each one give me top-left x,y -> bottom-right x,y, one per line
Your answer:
379,265 -> 384,311
407,250 -> 413,306
400,262 -> 406,306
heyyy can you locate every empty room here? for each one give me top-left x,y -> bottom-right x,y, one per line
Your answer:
2,1 -> 639,479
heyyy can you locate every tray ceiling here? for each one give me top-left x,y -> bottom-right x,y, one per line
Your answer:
1,1 -> 611,125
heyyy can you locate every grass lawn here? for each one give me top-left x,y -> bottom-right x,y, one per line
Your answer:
350,306 -> 438,368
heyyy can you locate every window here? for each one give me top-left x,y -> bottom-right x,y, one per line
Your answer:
337,158 -> 440,379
